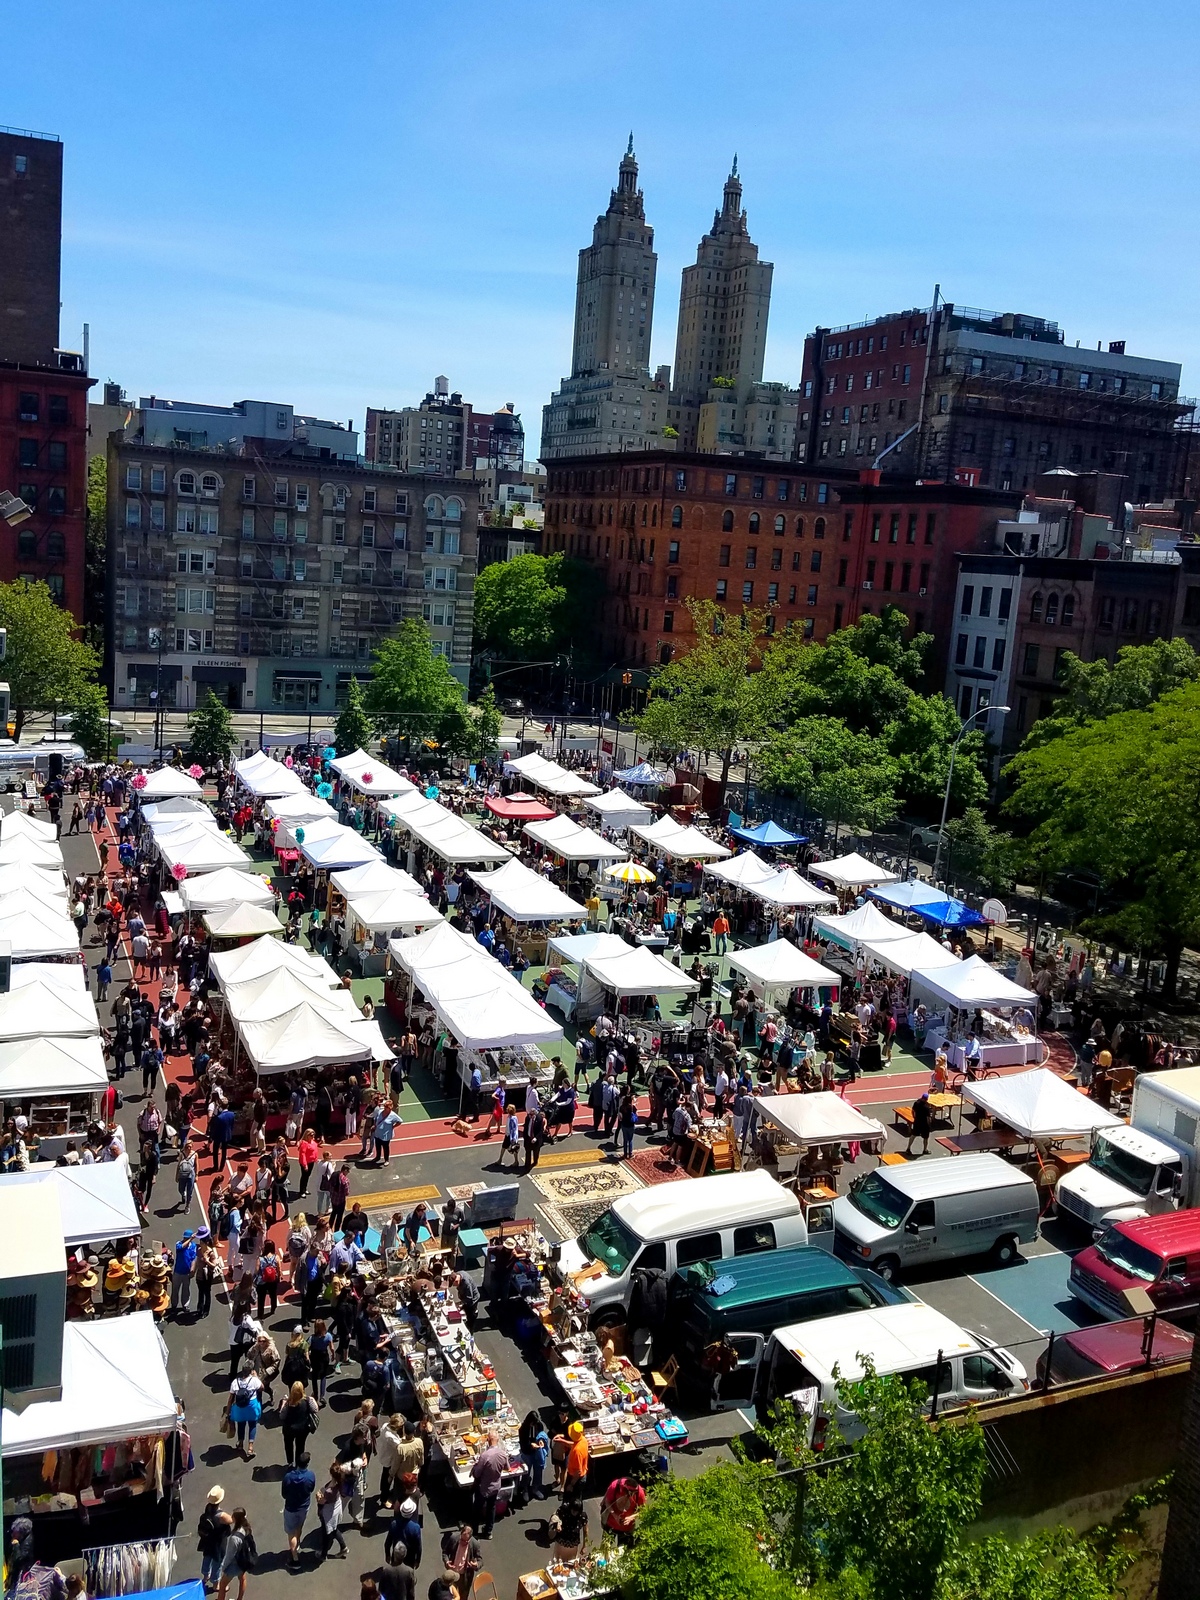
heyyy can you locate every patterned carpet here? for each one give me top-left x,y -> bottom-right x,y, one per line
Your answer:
625,1146 -> 690,1187
529,1162 -> 644,1206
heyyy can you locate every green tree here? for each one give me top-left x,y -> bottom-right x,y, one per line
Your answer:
333,677 -> 374,756
1004,680 -> 1200,996
636,598 -> 768,784
364,619 -> 466,751
757,716 -> 900,840
943,1527 -> 1138,1600
0,579 -> 99,737
1022,637 -> 1200,748
621,1462 -> 793,1600
940,805 -> 1013,888
884,693 -> 988,813
188,690 -> 235,768
68,681 -> 113,759
464,683 -> 502,763
473,553 -> 606,662
84,454 -> 107,657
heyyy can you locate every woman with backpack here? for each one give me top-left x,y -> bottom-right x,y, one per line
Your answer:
281,1327 -> 312,1390
176,1144 -> 198,1215
215,1508 -> 256,1600
227,1369 -> 263,1459
278,1380 -> 319,1466
254,1244 -> 282,1321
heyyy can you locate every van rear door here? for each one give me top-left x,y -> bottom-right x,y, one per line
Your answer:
711,1333 -> 765,1414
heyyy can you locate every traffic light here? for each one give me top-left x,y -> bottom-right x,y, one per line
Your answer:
621,671 -> 632,687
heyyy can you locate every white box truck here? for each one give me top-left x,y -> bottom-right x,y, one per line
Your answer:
1056,1066 -> 1200,1230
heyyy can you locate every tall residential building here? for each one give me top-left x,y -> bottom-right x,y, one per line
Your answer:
798,302 -> 1194,504
106,395 -> 478,714
0,127 -> 92,621
366,380 -> 524,476
541,141 -> 668,460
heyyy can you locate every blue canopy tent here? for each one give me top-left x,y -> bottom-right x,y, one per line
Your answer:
914,896 -> 989,929
869,879 -> 950,913
729,819 -> 807,848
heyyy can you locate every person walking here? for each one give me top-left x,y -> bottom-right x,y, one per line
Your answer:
518,1410 -> 550,1501
327,1163 -> 352,1231
215,1508 -> 256,1600
95,956 -> 112,1003
905,1092 -> 933,1156
296,1130 -> 320,1196
195,1230 -> 219,1318
317,1462 -> 348,1560
617,1089 -> 637,1160
280,1452 -> 316,1569
170,1229 -> 198,1315
228,1370 -> 263,1458
712,909 -> 730,956
309,1317 -> 334,1405
176,1145 -> 198,1214
197,1486 -> 230,1590
279,1381 -> 319,1467
522,1105 -> 548,1171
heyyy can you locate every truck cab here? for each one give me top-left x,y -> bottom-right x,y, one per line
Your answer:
1055,1123 -> 1186,1230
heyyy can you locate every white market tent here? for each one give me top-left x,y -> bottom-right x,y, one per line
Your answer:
11,961 -> 87,992
504,751 -> 601,798
140,798 -> 211,827
264,792 -> 338,825
155,824 -> 251,876
224,965 -> 362,1025
0,811 -> 58,841
813,901 -> 905,952
328,747 -> 415,797
278,813 -> 341,849
728,942 -> 840,994
1,1311 -> 176,1457
470,858 -> 588,922
332,860 -> 427,899
389,924 -> 564,1051
147,807 -> 220,841
0,833 -> 64,870
137,767 -> 203,800
961,1068 -> 1121,1142
909,953 -> 1038,1011
0,1033 -> 107,1101
239,1002 -> 393,1074
0,975 -> 99,1039
0,877 -> 68,915
859,929 -> 963,979
179,867 -> 274,913
755,1090 -> 886,1150
209,935 -> 339,993
703,851 -> 780,891
578,942 -> 699,1000
630,817 -> 732,861
380,794 -> 511,865
234,751 -> 308,798
750,868 -> 838,910
0,864 -> 66,902
345,886 -> 441,935
583,788 -> 653,831
523,814 -> 628,862
809,852 -> 900,889
298,826 -> 382,872
0,897 -> 81,958
548,930 -> 634,967
0,1163 -> 140,1246
204,903 -> 284,940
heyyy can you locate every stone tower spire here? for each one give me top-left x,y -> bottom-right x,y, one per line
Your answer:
569,141 -> 658,379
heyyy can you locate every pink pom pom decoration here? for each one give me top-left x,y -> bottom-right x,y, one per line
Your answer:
361,771 -> 373,784
131,773 -> 147,790
171,862 -> 187,881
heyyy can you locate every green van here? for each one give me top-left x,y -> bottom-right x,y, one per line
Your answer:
667,1245 -> 911,1410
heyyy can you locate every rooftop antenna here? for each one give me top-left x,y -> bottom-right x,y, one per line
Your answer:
626,131 -> 634,156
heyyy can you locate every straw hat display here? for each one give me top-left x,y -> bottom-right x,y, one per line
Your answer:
66,1282 -> 97,1319
105,1255 -> 138,1294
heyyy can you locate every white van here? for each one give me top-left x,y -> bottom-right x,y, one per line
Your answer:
833,1153 -> 1040,1281
745,1303 -> 1028,1440
556,1170 -> 810,1328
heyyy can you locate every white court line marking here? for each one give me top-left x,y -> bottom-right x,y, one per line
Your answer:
911,1276 -> 1048,1340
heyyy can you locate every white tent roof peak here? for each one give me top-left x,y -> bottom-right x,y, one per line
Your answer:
630,817 -> 731,860
814,901 -> 905,951
522,814 -> 627,861
809,852 -> 900,889
703,851 -> 779,890
138,767 -> 203,800
961,1067 -> 1121,1141
909,952 -> 1038,1010
749,867 -> 837,909
728,941 -> 840,992
469,858 -> 588,922
179,867 -> 274,913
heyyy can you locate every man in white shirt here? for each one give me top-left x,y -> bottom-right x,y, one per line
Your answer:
855,1000 -> 874,1032
525,1076 -> 541,1114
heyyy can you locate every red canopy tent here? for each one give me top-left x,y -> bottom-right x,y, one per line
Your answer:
485,791 -> 557,823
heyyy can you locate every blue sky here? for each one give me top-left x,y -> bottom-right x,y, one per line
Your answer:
9,1 -> 1200,449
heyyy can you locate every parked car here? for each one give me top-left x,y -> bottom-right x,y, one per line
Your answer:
1036,1318 -> 1194,1386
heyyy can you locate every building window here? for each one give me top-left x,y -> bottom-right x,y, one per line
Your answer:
124,464 -> 141,491
837,558 -> 848,586
662,610 -> 674,632
992,638 -> 1006,671
767,583 -> 779,604
752,476 -> 765,499
925,513 -> 936,544
716,579 -> 727,600
719,545 -> 730,567
1121,598 -> 1139,632
865,560 -> 876,584
977,586 -> 992,618
955,634 -> 968,665
150,466 -> 166,493
889,513 -> 900,543
770,548 -> 782,570
919,562 -> 930,590
811,550 -> 822,573
1045,592 -> 1059,624
1030,592 -> 1043,622
742,581 -> 754,603
1144,598 -> 1161,633
671,505 -> 683,527
870,514 -> 881,543
814,517 -> 825,539
900,562 -> 911,592
725,473 -> 738,495
721,509 -> 734,532
744,547 -> 757,569
961,586 -> 974,616
18,439 -> 38,469
883,561 -> 894,590
125,501 -> 141,530
806,584 -> 818,606
674,470 -> 687,491
998,587 -> 1012,619
667,540 -> 680,564
177,471 -> 196,496
1023,643 -> 1040,676
817,483 -> 829,504
1098,596 -> 1116,631
973,636 -> 986,668
906,512 -> 918,544
748,513 -> 760,534
666,575 -> 679,599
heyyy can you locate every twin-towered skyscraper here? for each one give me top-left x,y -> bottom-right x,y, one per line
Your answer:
541,141 -> 791,460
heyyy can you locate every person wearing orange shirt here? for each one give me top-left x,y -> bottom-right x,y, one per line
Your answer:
712,910 -> 730,955
562,1421 -> 589,1503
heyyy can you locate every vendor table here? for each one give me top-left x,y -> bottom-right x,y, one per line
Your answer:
936,1128 -> 1025,1156
946,1037 -> 1039,1073
546,979 -> 578,1019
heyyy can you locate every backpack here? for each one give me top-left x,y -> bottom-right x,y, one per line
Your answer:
233,1378 -> 254,1409
217,1210 -> 233,1241
282,1347 -> 309,1384
236,1531 -> 257,1572
258,1258 -> 279,1286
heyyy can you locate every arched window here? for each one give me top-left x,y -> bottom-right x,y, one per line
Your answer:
424,494 -> 444,517
690,506 -> 704,531
795,517 -> 805,539
1045,592 -> 1059,625
1031,592 -> 1044,622
671,505 -> 683,528
774,514 -> 786,534
722,509 -> 734,532
1061,593 -> 1075,625
200,473 -> 220,497
814,517 -> 826,539
444,497 -> 463,521
748,513 -> 760,534
606,504 -> 613,525
177,470 -> 196,496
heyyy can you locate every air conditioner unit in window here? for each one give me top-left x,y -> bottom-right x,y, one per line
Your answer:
862,581 -> 873,590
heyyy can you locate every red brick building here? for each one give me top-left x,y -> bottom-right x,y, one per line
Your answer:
542,449 -> 1019,678
0,358 -> 92,620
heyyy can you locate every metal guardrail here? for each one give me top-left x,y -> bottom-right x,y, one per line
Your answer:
0,125 -> 60,142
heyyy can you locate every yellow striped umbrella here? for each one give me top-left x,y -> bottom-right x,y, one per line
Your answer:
605,860 -> 656,884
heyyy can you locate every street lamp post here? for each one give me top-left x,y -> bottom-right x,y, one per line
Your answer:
931,703 -> 1010,884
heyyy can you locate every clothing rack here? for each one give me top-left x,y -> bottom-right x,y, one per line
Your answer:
83,1536 -> 176,1596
